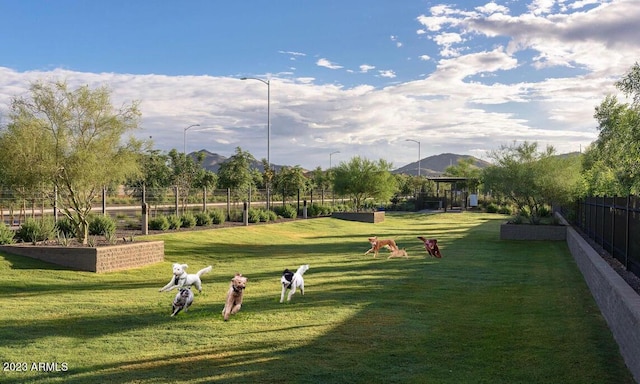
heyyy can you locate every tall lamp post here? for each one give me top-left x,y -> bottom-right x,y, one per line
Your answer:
405,139 -> 421,177
241,77 -> 271,209
329,150 -> 340,170
183,124 -> 200,154
329,151 -> 340,206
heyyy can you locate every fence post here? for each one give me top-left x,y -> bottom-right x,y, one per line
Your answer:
102,186 -> 107,216
174,186 -> 179,216
202,186 -> 207,212
226,188 -> 231,221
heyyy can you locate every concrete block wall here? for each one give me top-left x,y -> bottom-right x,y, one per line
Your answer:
331,211 -> 385,223
0,241 -> 164,273
563,222 -> 640,383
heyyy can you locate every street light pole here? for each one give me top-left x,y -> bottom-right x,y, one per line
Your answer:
329,151 -> 340,170
241,77 -> 271,209
183,124 -> 200,154
405,139 -> 421,177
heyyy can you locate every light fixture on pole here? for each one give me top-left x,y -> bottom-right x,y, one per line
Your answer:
329,150 -> 340,170
183,124 -> 200,154
405,139 -> 421,177
241,76 -> 271,209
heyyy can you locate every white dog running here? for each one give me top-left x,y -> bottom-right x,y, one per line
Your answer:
159,263 -> 213,293
280,264 -> 309,303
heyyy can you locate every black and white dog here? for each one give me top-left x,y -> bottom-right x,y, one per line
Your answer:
280,264 -> 309,303
171,287 -> 194,316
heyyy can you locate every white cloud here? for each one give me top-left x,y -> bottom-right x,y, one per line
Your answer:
359,64 -> 375,73
378,70 -> 396,78
419,55 -> 431,61
316,58 -> 343,70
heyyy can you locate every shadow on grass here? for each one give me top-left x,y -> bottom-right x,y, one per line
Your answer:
2,214 -> 633,384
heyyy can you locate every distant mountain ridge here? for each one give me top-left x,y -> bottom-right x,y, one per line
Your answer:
189,149 -> 490,176
392,153 -> 491,177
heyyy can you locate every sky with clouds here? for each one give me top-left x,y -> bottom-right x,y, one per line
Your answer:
0,0 -> 639,170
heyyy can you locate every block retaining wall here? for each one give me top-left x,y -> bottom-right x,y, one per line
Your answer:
0,241 -> 164,273
331,211 -> 385,223
500,223 -> 567,240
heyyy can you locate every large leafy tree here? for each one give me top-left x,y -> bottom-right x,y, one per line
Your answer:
583,63 -> 640,195
0,80 -> 142,243
273,165 -> 308,199
332,156 -> 398,211
217,147 -> 256,202
483,141 -> 582,222
444,157 -> 482,193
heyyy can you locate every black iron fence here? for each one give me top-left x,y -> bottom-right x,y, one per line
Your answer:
572,196 -> 640,278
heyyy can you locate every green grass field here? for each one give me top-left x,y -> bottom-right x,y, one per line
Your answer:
0,212 -> 634,383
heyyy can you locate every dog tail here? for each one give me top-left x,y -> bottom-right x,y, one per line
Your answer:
197,266 -> 213,277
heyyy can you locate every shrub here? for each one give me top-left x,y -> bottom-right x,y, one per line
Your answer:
16,217 -> 56,244
486,203 -> 499,213
276,205 -> 297,219
0,224 -> 15,245
89,215 -> 116,237
55,217 -> 76,238
497,206 -> 512,215
209,209 -> 226,225
167,215 -> 182,230
149,216 -> 170,231
195,212 -> 212,226
538,205 -> 552,218
180,213 -> 197,228
248,208 -> 261,223
259,209 -> 272,222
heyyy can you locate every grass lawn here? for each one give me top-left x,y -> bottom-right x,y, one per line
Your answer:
0,212 -> 634,384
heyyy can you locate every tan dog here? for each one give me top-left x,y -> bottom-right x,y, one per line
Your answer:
222,273 -> 247,321
387,248 -> 409,259
364,236 -> 399,258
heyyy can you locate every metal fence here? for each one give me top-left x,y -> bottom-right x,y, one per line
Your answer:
0,187 -> 354,229
572,196 -> 640,277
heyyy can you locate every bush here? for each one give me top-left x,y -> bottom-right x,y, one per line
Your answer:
16,217 -> 56,244
486,203 -> 499,213
89,215 -> 116,237
149,216 -> 170,231
275,205 -> 297,219
167,215 -> 182,230
498,206 -> 513,215
195,212 -> 212,226
248,208 -> 261,223
180,213 -> 197,228
209,209 -> 226,225
55,217 -> 76,238
0,224 -> 15,245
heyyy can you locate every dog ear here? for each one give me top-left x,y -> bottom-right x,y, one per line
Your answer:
181,264 -> 188,269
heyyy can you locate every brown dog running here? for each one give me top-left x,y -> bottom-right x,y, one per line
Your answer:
387,248 -> 409,259
417,236 -> 442,258
222,273 -> 248,321
364,236 -> 399,258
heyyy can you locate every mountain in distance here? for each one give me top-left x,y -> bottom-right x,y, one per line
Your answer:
190,149 -> 490,176
393,153 -> 492,177
189,149 -> 286,173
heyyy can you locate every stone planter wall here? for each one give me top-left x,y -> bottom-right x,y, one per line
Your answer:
500,223 -> 566,241
0,241 -> 164,273
331,211 -> 385,223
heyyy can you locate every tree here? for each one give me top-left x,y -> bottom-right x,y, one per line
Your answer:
444,157 -> 482,193
332,157 -> 398,211
582,62 -> 640,195
482,141 -> 582,223
125,149 -> 172,208
273,165 -> 308,200
217,147 -> 256,202
0,80 -> 142,243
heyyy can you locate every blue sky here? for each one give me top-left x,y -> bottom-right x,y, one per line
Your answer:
1,0 -> 639,170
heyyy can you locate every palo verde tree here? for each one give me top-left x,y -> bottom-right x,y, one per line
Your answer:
0,80 -> 143,244
482,141 -> 582,223
332,156 -> 398,211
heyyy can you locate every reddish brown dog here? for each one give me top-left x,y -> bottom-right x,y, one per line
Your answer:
417,236 -> 442,258
364,236 -> 399,258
